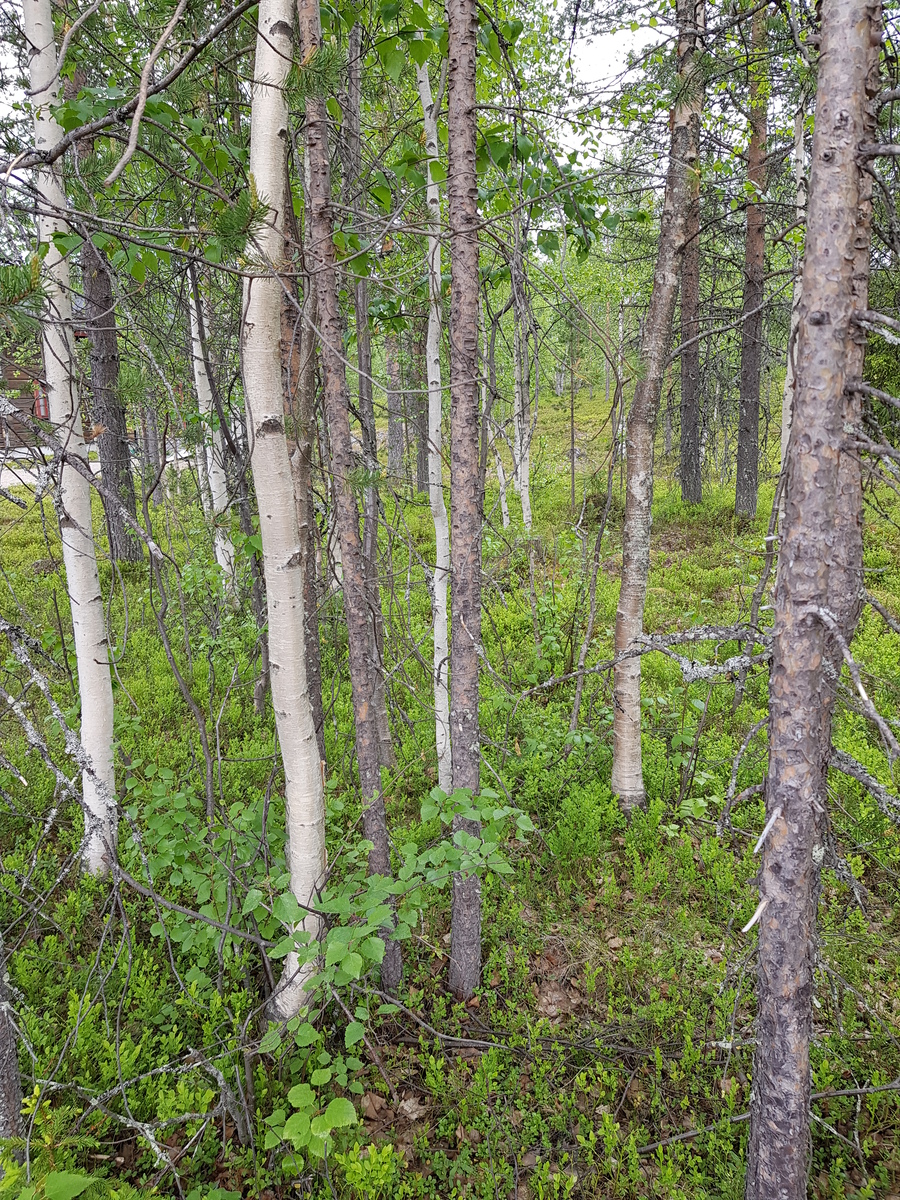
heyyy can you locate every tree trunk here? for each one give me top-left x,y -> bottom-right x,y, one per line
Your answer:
386,330 -> 404,482
779,107 -> 807,476
26,0 -> 117,875
242,0 -> 325,1018
679,12 -> 704,507
416,58 -> 453,796
413,322 -> 429,494
188,269 -> 236,583
0,932 -> 23,1165
735,8 -> 767,518
283,164 -> 327,767
744,0 -> 879,1192
611,0 -> 702,813
510,222 -> 533,533
296,0 -> 402,992
447,0 -> 482,1000
345,24 -> 393,771
81,238 -> 141,562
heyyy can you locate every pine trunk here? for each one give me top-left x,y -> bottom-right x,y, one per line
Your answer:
283,187 -> 327,768
611,0 -> 702,813
81,238 -> 141,562
744,0 -> 879,1192
26,0 -> 118,875
679,11 -> 704,508
296,0 -> 402,992
242,0 -> 325,1017
386,331 -> 404,482
735,9 -> 767,518
447,0 -> 483,999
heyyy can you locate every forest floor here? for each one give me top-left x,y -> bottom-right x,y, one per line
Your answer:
1,386 -> 900,1199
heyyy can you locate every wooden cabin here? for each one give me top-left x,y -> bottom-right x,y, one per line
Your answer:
1,353 -> 47,451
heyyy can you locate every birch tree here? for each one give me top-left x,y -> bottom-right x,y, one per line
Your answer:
745,0 -> 880,1191
188,272 -> 236,583
447,0 -> 483,999
25,0 -> 117,874
416,57 -> 452,795
611,0 -> 704,812
241,0 -> 325,1017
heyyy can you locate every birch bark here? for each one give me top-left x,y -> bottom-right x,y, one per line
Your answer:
25,0 -> 117,875
242,0 -> 325,1017
188,275 -> 236,583
416,59 -> 452,795
447,0 -> 483,999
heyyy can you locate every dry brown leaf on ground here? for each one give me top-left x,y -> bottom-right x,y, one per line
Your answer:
398,1094 -> 428,1121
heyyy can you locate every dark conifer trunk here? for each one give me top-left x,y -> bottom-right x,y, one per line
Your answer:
735,9 -> 767,518
611,0 -> 703,812
296,0 -> 401,991
679,26 -> 703,508
82,238 -> 140,562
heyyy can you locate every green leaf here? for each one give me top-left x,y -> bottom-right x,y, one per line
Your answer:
340,951 -> 364,979
273,892 -> 302,924
287,1082 -> 316,1109
428,160 -> 447,184
323,1097 -> 357,1127
408,37 -> 433,65
383,48 -> 406,82
259,1025 -> 283,1054
44,1173 -> 95,1200
242,888 -> 264,914
345,1021 -> 365,1048
295,1021 -> 319,1047
283,1110 -> 311,1146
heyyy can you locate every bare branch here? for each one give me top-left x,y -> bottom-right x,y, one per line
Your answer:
104,0 -> 189,186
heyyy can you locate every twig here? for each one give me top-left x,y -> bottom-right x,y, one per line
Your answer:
104,0 -> 189,185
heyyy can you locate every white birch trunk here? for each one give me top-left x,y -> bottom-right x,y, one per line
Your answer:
243,0 -> 325,1017
25,0 -> 116,875
511,220 -> 532,532
188,284 -> 236,581
416,60 -> 452,794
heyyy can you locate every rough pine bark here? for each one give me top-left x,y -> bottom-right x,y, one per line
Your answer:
81,238 -> 141,562
345,25 -> 393,770
386,331 -> 404,481
296,0 -> 402,992
26,0 -> 117,874
779,108 -> 807,474
679,5 -> 704,507
735,8 -> 767,518
744,0 -> 880,1193
282,176 -> 326,766
447,0 -> 483,999
242,0 -> 325,1017
611,0 -> 702,812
